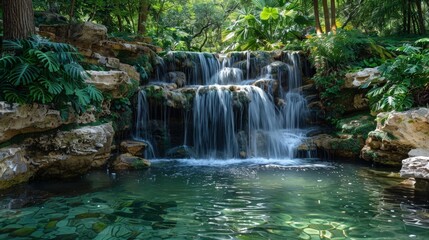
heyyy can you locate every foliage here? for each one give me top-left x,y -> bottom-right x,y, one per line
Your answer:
0,35 -> 103,117
305,30 -> 396,121
222,0 -> 311,51
363,39 -> 429,112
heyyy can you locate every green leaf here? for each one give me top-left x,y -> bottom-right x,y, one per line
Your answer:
85,84 -> 103,102
64,63 -> 88,81
29,84 -> 53,103
8,63 -> 40,86
75,88 -> 91,106
0,55 -> 22,68
2,40 -> 24,51
29,49 -> 60,72
41,77 -> 63,94
260,7 -> 279,20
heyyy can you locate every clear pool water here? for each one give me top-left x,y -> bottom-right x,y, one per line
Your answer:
1,159 -> 428,239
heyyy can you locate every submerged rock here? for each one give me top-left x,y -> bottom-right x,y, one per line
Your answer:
120,140 -> 147,157
112,154 -> 151,170
361,108 -> 429,166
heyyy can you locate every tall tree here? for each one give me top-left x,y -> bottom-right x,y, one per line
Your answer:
313,0 -> 323,35
3,0 -> 35,40
322,0 -> 331,33
137,0 -> 150,34
330,0 -> 336,33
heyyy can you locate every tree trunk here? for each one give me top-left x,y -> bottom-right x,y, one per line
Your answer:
313,0 -> 323,35
330,0 -> 337,33
322,0 -> 331,33
117,15 -> 123,32
137,0 -> 150,35
3,0 -> 35,40
415,0 -> 426,34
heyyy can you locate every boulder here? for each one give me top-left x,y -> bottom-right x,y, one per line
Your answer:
165,146 -> 196,159
301,134 -> 364,158
400,157 -> 429,191
361,108 -> 429,166
0,147 -> 33,189
0,102 -> 74,144
167,71 -> 186,88
408,148 -> 429,158
28,123 -> 114,178
119,63 -> 140,81
86,70 -> 133,98
71,22 -> 107,47
120,140 -> 147,157
401,157 -> 429,179
344,67 -> 383,88
112,154 -> 150,170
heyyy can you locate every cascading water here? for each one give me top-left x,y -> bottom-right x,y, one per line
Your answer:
134,51 -> 311,159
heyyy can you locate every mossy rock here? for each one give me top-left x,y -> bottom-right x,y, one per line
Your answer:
336,114 -> 376,138
9,227 -> 36,237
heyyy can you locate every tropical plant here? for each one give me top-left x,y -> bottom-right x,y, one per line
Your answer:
363,38 -> 429,112
0,35 -> 103,118
222,0 -> 311,51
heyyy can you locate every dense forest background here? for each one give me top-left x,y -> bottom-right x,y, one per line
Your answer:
1,0 -> 427,52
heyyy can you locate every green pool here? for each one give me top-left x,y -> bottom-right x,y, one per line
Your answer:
1,159 -> 428,239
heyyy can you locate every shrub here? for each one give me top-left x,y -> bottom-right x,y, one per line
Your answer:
363,38 -> 429,112
0,35 -> 103,118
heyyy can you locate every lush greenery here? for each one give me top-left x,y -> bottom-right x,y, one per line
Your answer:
22,0 -> 428,52
0,36 -> 103,118
364,39 -> 429,112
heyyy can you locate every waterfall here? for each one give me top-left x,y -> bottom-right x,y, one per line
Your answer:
193,86 -> 239,159
133,90 -> 155,158
134,51 -> 311,159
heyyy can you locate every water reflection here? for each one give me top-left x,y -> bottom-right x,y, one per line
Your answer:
0,160 -> 428,239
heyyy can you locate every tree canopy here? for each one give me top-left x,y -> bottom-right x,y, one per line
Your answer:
0,0 -> 424,52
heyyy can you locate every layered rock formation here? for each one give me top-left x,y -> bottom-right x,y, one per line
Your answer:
361,108 -> 429,166
0,123 -> 114,189
0,102 -> 74,143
